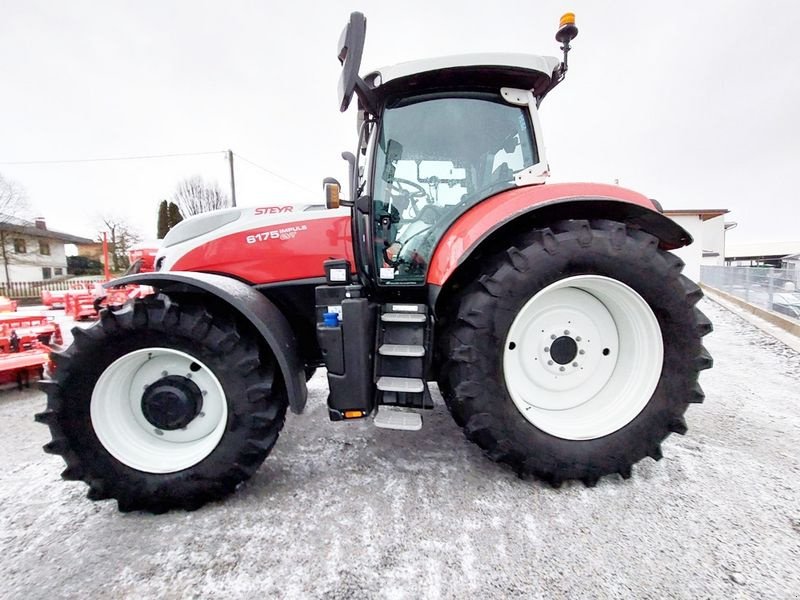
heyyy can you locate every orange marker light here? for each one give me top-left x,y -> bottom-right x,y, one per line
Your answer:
344,410 -> 365,419
559,12 -> 575,28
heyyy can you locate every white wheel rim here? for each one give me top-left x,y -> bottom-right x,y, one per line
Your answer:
503,275 -> 663,440
91,348 -> 228,473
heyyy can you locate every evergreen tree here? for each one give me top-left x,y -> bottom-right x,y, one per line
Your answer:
156,200 -> 169,239
167,202 -> 183,230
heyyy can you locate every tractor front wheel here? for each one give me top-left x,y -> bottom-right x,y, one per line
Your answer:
36,295 -> 287,512
438,220 -> 713,486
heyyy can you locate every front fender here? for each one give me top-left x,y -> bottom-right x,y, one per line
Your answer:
107,272 -> 307,414
426,182 -> 692,288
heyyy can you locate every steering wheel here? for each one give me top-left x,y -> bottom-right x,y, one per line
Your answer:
387,177 -> 429,217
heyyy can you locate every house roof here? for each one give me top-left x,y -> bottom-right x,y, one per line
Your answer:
663,209 -> 729,222
726,241 -> 800,261
0,221 -> 93,244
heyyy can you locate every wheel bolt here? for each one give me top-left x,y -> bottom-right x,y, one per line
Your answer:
559,366 -> 565,372
576,336 -> 582,342
573,362 -> 578,367
547,360 -> 553,366
202,390 -> 208,396
550,334 -> 556,340
186,373 -> 192,379
199,412 -> 206,418
161,371 -> 168,377
544,346 -> 550,353
579,350 -> 585,355
564,330 -> 570,335
154,429 -> 164,436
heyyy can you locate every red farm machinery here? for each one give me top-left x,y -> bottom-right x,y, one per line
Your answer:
37,13 -> 712,513
0,311 -> 61,388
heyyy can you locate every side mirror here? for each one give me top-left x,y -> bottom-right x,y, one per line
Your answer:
337,12 -> 367,113
323,177 -> 341,209
381,139 -> 403,183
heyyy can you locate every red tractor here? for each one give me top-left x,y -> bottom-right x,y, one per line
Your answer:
37,13 -> 712,512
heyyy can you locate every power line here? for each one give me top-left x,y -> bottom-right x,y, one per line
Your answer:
0,150 -> 225,166
232,152 -> 314,194
0,147 -> 315,196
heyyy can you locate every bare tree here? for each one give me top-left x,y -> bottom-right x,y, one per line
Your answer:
0,173 -> 31,284
0,173 -> 30,220
97,214 -> 142,272
171,176 -> 230,218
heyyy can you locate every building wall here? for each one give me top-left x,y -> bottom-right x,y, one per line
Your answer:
701,215 -> 726,266
668,214 -> 703,282
1,233 -> 69,284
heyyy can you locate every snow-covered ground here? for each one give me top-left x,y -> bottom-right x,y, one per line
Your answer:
0,298 -> 798,599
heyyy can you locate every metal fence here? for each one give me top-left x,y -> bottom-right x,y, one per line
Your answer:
0,278 -> 104,300
700,265 -> 800,321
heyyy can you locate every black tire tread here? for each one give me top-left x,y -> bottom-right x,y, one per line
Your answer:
437,219 -> 713,486
36,294 -> 287,513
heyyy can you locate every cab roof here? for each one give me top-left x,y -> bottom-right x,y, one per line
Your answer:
365,53 -> 562,105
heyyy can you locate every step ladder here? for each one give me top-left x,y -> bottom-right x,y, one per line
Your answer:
373,406 -> 423,431
374,304 -> 432,419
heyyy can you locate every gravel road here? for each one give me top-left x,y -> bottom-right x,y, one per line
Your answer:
1,298 -> 799,599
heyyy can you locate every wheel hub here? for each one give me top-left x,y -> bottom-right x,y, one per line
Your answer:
91,348 -> 228,473
549,335 -> 578,365
141,375 -> 203,430
503,275 -> 663,440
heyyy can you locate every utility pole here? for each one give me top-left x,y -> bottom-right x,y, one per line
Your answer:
227,149 -> 237,208
102,232 -> 111,281
0,230 -> 10,287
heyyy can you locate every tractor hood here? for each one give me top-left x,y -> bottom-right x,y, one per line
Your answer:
155,204 -> 354,284
161,204 -> 324,251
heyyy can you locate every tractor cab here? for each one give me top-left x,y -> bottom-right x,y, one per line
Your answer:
310,12 -> 582,426
328,13 -> 577,289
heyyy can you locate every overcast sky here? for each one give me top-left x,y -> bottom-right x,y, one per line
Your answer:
1,0 -> 798,244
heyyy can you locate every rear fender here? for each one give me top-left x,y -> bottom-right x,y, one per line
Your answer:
427,183 -> 693,313
107,272 -> 307,414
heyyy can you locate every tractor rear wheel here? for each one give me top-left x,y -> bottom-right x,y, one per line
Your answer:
36,295 -> 287,512
438,219 -> 713,486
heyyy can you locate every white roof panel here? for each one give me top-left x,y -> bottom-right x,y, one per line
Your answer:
370,53 -> 561,87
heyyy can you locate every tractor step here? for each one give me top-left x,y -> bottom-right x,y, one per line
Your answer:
381,312 -> 426,323
373,406 -> 423,431
376,376 -> 425,393
375,303 -> 432,410
379,344 -> 425,357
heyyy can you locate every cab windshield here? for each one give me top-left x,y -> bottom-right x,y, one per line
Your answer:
372,92 -> 537,284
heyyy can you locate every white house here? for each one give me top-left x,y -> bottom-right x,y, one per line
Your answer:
663,209 -> 730,281
0,217 -> 93,284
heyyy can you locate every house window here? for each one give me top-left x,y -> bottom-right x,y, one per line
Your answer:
54,267 -> 63,276
14,238 -> 26,253
39,241 -> 51,255
42,267 -> 52,280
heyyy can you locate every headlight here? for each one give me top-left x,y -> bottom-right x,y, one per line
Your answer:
162,209 -> 241,248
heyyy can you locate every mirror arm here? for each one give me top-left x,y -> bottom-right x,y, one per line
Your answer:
341,151 -> 357,203
354,77 -> 379,116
